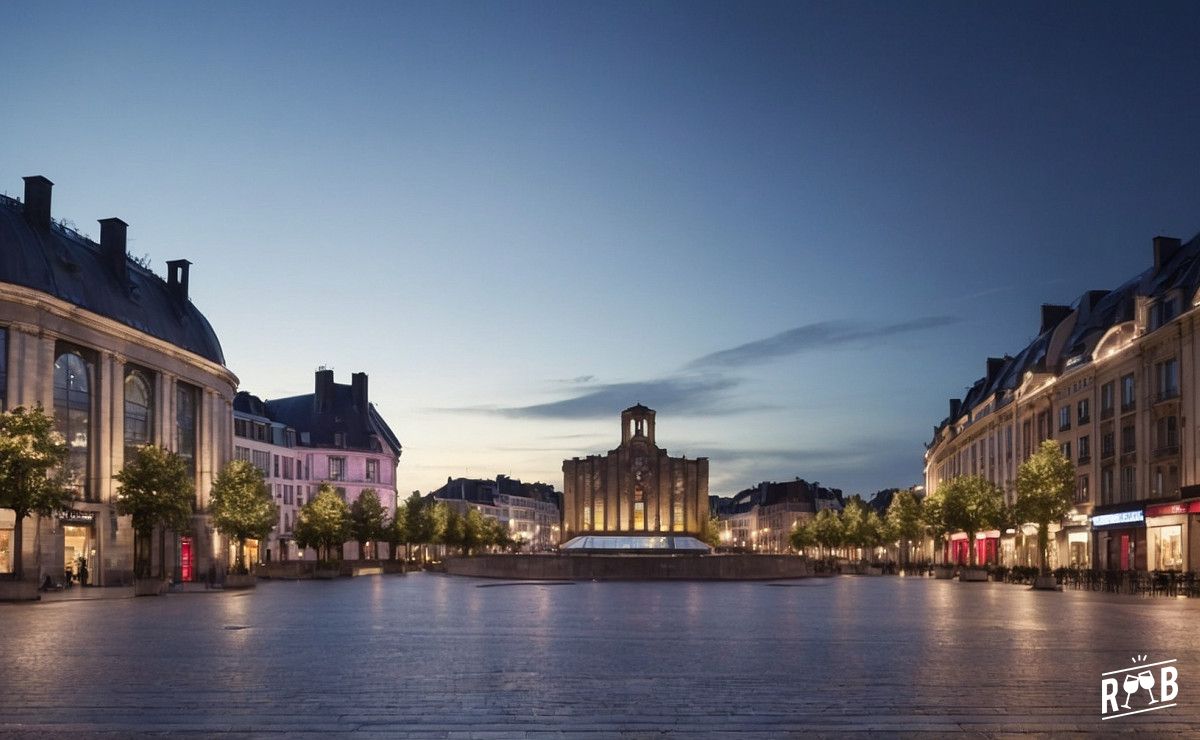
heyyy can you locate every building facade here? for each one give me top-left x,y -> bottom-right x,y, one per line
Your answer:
713,479 -> 845,553
925,234 -> 1200,572
561,405 -> 708,539
250,369 -> 403,560
0,176 -> 236,585
430,474 -> 562,550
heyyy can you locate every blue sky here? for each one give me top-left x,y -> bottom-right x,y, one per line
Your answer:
4,2 -> 1200,497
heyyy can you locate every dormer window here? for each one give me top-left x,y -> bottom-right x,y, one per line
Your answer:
1150,297 -> 1178,330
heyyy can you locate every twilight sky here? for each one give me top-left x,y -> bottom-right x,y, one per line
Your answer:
4,2 -> 1200,498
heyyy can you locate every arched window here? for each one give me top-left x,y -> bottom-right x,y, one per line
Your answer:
633,486 -> 645,530
124,369 -> 154,463
54,347 -> 93,499
176,382 -> 198,479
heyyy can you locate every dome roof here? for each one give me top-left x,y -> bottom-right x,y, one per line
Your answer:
0,189 -> 225,365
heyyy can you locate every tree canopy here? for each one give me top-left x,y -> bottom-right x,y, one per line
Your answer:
939,475 -> 1004,566
349,488 -> 387,559
294,483 -> 349,562
1016,439 -> 1075,574
209,459 -> 277,573
115,445 -> 194,578
0,407 -> 72,579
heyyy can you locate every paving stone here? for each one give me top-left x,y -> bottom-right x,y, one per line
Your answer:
1,573 -> 1197,735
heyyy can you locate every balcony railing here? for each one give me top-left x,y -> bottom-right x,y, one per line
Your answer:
1101,407 -> 1114,420
1077,454 -> 1091,465
1078,415 -> 1090,425
1155,389 -> 1180,404
1153,444 -> 1180,459
1121,402 -> 1136,414
1101,447 -> 1115,460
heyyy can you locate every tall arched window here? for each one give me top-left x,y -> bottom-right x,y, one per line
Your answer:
176,382 -> 198,479
54,347 -> 94,499
124,368 -> 154,463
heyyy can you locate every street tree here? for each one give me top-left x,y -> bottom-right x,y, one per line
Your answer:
886,490 -> 924,565
811,508 -> 843,559
1016,439 -> 1075,575
294,483 -> 349,562
383,501 -> 408,561
700,515 -> 721,548
921,487 -> 950,564
0,407 -> 72,581
789,518 -> 815,556
115,445 -> 193,579
940,475 -> 1004,566
349,488 -> 387,560
209,459 -> 277,574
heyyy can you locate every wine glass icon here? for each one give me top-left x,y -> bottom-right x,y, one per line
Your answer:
1122,673 -> 1140,709
1138,669 -> 1158,705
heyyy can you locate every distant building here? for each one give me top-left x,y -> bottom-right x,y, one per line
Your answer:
562,405 -> 708,541
0,175 -> 236,586
430,474 -> 562,550
238,369 -> 403,560
712,479 -> 844,553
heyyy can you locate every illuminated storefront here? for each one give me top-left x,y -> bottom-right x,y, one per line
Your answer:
1091,507 -> 1146,571
1145,499 -> 1200,572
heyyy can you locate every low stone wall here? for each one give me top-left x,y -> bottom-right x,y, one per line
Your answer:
443,554 -> 814,581
0,580 -> 40,601
257,560 -> 406,580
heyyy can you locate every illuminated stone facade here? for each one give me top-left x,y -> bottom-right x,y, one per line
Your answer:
562,405 -> 707,540
925,234 -> 1200,572
0,176 -> 236,586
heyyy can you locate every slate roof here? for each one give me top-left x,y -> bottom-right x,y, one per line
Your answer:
931,233 -> 1200,444
264,383 -> 403,458
0,193 -> 225,365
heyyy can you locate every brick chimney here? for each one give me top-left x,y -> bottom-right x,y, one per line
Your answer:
314,368 -> 335,414
1153,236 -> 1182,271
986,357 -> 1005,382
166,259 -> 191,301
22,175 -> 53,228
351,372 -> 369,418
949,398 -> 962,420
1040,304 -> 1072,334
98,218 -> 128,283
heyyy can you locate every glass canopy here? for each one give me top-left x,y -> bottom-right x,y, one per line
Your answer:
559,535 -> 711,552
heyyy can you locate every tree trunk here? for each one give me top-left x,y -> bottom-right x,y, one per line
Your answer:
1038,523 -> 1050,575
236,538 -> 246,573
159,527 -> 166,579
9,512 -> 25,581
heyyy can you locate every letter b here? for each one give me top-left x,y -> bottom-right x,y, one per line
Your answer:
1160,666 -> 1178,702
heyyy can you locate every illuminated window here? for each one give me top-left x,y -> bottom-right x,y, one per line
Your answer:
329,456 -> 345,481
583,505 -> 592,530
594,498 -> 604,530
176,382 -> 198,478
1153,525 -> 1183,570
54,347 -> 94,499
633,487 -> 645,530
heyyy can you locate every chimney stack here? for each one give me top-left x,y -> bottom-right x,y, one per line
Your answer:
166,259 -> 191,301
1153,236 -> 1182,271
986,357 -> 1005,381
22,175 -> 53,228
949,398 -> 962,420
1039,304 -> 1072,334
351,372 -> 369,418
314,368 -> 335,414
98,218 -> 128,283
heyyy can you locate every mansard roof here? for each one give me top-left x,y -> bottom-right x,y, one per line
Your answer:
0,189 -> 225,365
931,232 -> 1200,446
265,385 -> 403,458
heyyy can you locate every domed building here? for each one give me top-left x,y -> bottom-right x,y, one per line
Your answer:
0,175 -> 237,587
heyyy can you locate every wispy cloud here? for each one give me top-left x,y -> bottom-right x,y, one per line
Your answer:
685,316 -> 959,370
491,375 -> 743,419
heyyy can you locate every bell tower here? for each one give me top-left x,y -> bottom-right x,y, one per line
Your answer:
620,403 -> 656,446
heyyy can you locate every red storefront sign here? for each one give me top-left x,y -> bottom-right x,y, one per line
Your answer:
180,537 -> 193,582
1146,500 -> 1200,517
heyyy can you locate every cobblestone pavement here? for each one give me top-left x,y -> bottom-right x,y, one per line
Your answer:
2,573 -> 1198,736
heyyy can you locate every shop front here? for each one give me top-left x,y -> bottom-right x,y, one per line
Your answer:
1091,506 -> 1146,571
60,509 -> 97,586
1058,513 -> 1092,569
1145,499 -> 1200,572
948,530 -> 1000,565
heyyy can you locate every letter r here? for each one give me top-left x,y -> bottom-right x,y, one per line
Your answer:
1160,666 -> 1179,702
1101,678 -> 1120,714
